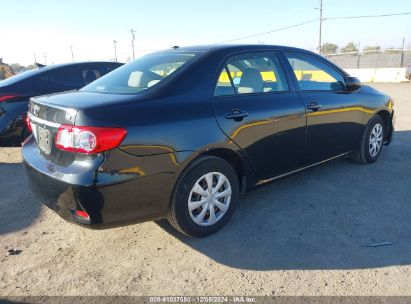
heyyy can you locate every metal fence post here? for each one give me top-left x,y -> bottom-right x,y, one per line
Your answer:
400,38 -> 405,67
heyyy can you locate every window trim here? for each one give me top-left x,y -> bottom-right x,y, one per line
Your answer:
280,51 -> 348,93
212,51 -> 292,99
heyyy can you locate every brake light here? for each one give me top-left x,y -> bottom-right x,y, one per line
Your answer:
25,114 -> 32,133
0,95 -> 19,103
55,125 -> 127,154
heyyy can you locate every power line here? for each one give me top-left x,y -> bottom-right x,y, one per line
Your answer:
215,11 -> 411,44
326,11 -> 411,20
216,19 -> 318,44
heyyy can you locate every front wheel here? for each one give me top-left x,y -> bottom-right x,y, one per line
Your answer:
352,115 -> 385,164
167,156 -> 239,238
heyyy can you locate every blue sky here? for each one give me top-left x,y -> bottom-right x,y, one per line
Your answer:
1,0 -> 410,65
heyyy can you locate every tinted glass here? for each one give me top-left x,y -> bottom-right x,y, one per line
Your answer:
81,52 -> 198,94
286,54 -> 345,91
215,53 -> 288,96
50,67 -> 86,89
0,68 -> 42,87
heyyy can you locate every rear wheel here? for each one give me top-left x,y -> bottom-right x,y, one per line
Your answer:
352,115 -> 385,164
167,156 -> 239,238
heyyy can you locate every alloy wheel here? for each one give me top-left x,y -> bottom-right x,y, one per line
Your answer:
369,123 -> 383,157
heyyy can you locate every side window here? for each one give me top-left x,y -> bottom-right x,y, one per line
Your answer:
214,53 -> 288,96
49,67 -> 86,89
286,54 -> 345,91
99,65 -> 118,77
82,69 -> 100,84
20,72 -> 50,94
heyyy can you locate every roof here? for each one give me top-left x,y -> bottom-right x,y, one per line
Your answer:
38,61 -> 122,71
168,44 -> 311,54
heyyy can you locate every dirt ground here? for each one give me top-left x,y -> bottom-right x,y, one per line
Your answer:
0,83 -> 410,297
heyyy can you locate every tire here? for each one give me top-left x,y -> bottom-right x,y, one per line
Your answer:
167,155 -> 239,238
352,115 -> 385,164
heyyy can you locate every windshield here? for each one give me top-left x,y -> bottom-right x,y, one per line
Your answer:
0,68 -> 42,87
81,52 -> 199,94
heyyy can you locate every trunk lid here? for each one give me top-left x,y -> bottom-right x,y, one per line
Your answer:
27,90 -> 135,165
28,96 -> 77,165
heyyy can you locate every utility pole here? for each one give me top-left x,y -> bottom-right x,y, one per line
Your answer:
113,40 -> 118,62
69,45 -> 75,62
400,37 -> 405,67
43,53 -> 47,65
33,53 -> 37,63
317,0 -> 323,55
130,29 -> 137,60
356,42 -> 361,68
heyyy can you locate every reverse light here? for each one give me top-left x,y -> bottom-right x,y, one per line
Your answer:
55,125 -> 127,154
71,209 -> 91,224
74,210 -> 90,220
0,94 -> 19,103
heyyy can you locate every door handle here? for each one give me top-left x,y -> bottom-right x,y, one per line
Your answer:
306,101 -> 322,111
225,109 -> 249,120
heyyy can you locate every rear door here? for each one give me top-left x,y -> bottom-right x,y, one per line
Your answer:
283,52 -> 364,165
212,52 -> 306,180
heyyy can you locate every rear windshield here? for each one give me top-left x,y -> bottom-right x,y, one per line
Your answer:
81,52 -> 199,94
0,68 -> 42,87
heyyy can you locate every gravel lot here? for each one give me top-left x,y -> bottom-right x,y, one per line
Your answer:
0,83 -> 410,297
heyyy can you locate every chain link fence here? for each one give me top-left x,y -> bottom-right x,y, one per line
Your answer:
325,50 -> 411,69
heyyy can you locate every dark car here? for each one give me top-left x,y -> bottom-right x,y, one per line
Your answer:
0,61 -> 122,145
22,45 -> 394,237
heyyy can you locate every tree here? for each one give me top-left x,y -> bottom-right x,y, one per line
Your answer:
10,63 -> 26,74
0,67 -> 5,80
363,45 -> 381,52
341,42 -> 358,53
321,43 -> 338,55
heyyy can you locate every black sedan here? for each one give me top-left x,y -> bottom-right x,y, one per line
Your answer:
0,61 -> 122,146
22,45 -> 394,237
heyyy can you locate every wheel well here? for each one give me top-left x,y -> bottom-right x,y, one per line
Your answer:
375,110 -> 391,141
200,148 -> 246,183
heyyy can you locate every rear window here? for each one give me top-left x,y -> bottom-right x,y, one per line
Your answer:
81,52 -> 198,94
0,68 -> 42,87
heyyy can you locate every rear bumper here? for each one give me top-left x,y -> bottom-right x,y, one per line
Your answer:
22,138 -> 177,229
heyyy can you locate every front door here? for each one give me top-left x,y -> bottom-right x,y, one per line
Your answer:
283,52 -> 364,165
212,52 -> 306,180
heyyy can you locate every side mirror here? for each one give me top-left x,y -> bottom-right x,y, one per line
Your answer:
345,76 -> 362,92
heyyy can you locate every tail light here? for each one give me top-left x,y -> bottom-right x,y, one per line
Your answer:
25,114 -> 32,133
0,94 -> 19,103
55,125 -> 127,154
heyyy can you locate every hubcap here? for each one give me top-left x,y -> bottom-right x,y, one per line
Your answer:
188,172 -> 232,226
369,123 -> 383,157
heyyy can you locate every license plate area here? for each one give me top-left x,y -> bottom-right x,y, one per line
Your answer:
36,125 -> 52,155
